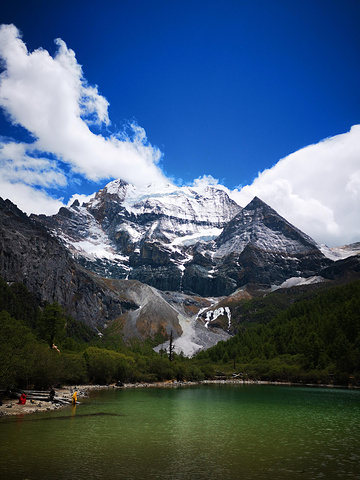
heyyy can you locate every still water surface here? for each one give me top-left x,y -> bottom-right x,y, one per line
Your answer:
1,384 -> 360,479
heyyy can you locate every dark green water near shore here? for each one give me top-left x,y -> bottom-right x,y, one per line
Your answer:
1,384 -> 360,479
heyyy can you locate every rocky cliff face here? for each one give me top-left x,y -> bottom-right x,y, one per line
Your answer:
0,198 -> 132,330
2,187 -> 359,355
0,198 -> 200,343
35,180 -> 333,297
211,196 -> 332,288
35,180 -> 242,295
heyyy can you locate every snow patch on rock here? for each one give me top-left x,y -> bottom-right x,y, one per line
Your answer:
276,276 -> 326,289
320,243 -> 360,260
154,307 -> 231,358
204,306 -> 232,330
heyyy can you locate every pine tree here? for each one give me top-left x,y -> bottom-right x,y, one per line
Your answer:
168,330 -> 174,361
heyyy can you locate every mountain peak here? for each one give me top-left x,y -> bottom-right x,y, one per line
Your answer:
32,182 -> 333,296
244,196 -> 273,212
215,193 -> 322,258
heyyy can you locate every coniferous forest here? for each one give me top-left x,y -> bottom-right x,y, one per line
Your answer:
1,276 -> 359,390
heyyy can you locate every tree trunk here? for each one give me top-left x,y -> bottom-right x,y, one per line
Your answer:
168,330 -> 174,361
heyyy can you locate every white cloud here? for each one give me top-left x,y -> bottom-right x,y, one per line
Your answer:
345,170 -> 360,199
0,24 -> 166,214
0,25 -> 358,248
191,174 -> 232,196
0,175 -> 64,214
0,141 -> 67,187
229,125 -> 360,247
67,192 -> 96,207
192,174 -> 220,187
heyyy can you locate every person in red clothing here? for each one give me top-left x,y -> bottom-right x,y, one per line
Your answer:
18,393 -> 27,405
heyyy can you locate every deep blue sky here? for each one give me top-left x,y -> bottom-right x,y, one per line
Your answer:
1,0 -> 360,191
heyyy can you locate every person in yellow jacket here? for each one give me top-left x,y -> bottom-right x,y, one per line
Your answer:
72,391 -> 77,405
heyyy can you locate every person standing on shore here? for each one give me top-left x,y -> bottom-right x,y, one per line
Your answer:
18,393 -> 27,405
72,391 -> 77,405
49,388 -> 55,402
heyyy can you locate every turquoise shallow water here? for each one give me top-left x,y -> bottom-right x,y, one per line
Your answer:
1,384 -> 360,479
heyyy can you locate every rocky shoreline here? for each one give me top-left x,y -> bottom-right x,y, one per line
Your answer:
0,385 -> 99,418
0,380 -> 249,417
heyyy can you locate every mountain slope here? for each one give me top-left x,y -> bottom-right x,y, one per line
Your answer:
2,190 -> 359,356
196,278 -> 360,385
210,196 -> 332,288
35,180 -> 242,294
0,197 -> 230,351
35,181 -> 333,297
0,197 -> 133,331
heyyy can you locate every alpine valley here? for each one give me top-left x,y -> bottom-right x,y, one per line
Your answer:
1,179 -> 360,356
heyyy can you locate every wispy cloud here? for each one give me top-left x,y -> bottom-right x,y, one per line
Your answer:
0,24 -> 166,213
0,24 -> 359,247
229,125 -> 360,247
189,127 -> 360,247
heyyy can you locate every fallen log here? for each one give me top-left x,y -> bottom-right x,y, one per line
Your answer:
53,396 -> 72,404
25,393 -> 51,398
26,396 -> 52,402
53,396 -> 80,405
11,393 -> 53,403
22,390 -> 52,394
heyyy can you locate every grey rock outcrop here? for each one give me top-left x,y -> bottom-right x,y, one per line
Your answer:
0,198 -> 182,339
211,196 -> 333,289
0,198 -> 127,329
34,182 -> 333,297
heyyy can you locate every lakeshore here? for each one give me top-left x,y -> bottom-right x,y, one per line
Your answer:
1,379 -> 357,418
0,385 -> 95,417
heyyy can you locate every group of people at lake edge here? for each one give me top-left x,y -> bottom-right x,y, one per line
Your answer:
15,389 -> 78,405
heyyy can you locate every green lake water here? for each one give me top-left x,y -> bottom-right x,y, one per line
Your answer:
1,384 -> 360,479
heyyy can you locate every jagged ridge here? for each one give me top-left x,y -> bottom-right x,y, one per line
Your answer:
34,181 -> 333,296
0,197 -> 230,353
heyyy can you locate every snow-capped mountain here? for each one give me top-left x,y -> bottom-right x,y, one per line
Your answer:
49,181 -> 229,245
3,183 -> 360,356
209,196 -> 332,289
214,196 -> 320,257
0,197 -> 230,354
35,179 -> 332,297
36,180 -> 241,292
320,242 -> 360,261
